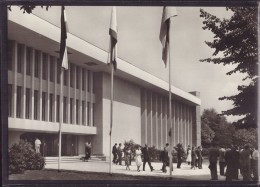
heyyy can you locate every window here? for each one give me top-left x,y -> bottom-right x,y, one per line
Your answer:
70,63 -> 74,88
25,88 -> 30,119
42,53 -> 47,80
70,98 -> 73,124
34,90 -> 39,120
56,95 -> 60,122
82,69 -> 86,91
26,47 -> 32,76
17,44 -> 23,73
76,66 -> 80,89
8,41 -> 13,71
8,84 -> 12,117
16,86 -> 22,118
82,101 -> 85,125
34,50 -> 40,78
49,94 -> 53,122
42,92 -> 47,121
63,97 -> 67,123
49,56 -> 54,82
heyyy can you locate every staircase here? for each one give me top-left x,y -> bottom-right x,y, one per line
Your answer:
45,155 -> 107,164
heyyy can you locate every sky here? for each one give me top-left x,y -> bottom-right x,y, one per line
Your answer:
33,6 -> 249,122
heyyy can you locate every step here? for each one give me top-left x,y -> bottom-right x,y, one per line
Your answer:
44,155 -> 107,164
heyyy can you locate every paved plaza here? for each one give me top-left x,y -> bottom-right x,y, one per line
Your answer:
45,159 -> 242,181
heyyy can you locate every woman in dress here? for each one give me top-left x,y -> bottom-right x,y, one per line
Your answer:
186,145 -> 191,165
135,146 -> 142,172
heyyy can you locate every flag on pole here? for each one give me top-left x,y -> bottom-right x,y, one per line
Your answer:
108,6 -> 118,71
159,7 -> 177,66
60,5 -> 69,70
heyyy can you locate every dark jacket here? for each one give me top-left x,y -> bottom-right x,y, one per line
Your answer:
142,147 -> 151,161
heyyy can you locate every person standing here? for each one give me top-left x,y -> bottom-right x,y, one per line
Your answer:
116,143 -> 123,165
186,145 -> 191,165
135,146 -> 142,172
35,138 -> 41,153
208,143 -> 219,180
161,144 -> 169,173
232,145 -> 240,180
251,147 -> 259,181
197,146 -> 203,169
142,144 -> 154,171
191,147 -> 197,169
240,144 -> 252,181
112,143 -> 118,163
225,145 -> 235,181
125,147 -> 131,170
219,145 -> 226,176
176,143 -> 185,169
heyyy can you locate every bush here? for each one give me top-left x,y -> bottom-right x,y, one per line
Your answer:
9,140 -> 45,174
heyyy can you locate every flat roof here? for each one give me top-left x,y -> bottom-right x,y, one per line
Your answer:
8,7 -> 201,106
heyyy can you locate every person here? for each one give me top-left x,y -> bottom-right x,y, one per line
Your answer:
176,143 -> 185,168
225,145 -> 235,181
135,146 -> 142,172
219,145 -> 226,176
116,143 -> 123,165
84,142 -> 91,161
191,146 -> 197,169
240,144 -> 251,181
186,145 -> 191,165
142,144 -> 154,171
125,147 -> 131,170
160,144 -> 169,173
197,146 -> 203,169
251,147 -> 259,181
208,143 -> 219,180
35,138 -> 41,153
232,145 -> 240,180
112,143 -> 118,163
195,147 -> 198,168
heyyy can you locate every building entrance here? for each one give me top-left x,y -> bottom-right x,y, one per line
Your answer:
20,132 -> 78,157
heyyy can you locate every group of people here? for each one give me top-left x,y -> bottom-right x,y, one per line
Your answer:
208,143 -> 259,181
186,145 -> 203,169
84,141 -> 92,161
112,143 -> 154,172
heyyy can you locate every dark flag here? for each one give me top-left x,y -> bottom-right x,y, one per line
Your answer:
60,5 -> 68,70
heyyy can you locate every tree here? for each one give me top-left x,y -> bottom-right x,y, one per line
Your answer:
200,7 -> 258,128
232,128 -> 257,148
201,108 -> 235,148
7,5 -> 50,14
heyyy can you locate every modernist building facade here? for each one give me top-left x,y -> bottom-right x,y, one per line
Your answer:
7,7 -> 201,158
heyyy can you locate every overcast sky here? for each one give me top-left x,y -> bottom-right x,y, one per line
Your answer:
33,6 -> 249,122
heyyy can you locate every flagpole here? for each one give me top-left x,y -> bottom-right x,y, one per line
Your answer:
109,62 -> 114,174
168,18 -> 173,178
58,68 -> 64,171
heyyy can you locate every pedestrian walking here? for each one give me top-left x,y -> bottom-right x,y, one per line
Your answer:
35,138 -> 41,153
135,146 -> 142,172
160,143 -> 169,173
116,143 -> 123,165
176,143 -> 185,169
219,145 -> 226,176
225,145 -> 236,181
240,144 -> 252,181
186,145 -> 191,165
208,143 -> 219,180
197,146 -> 203,169
142,144 -> 154,171
112,143 -> 118,163
125,146 -> 131,170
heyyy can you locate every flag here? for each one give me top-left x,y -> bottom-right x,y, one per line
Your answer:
60,5 -> 69,70
108,6 -> 118,71
159,7 -> 177,66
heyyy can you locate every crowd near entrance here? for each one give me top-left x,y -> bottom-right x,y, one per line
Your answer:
20,132 -> 78,157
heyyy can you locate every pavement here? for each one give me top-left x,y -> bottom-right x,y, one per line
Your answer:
45,159 -> 243,181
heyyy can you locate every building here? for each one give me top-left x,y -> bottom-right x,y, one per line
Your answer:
7,7 -> 201,158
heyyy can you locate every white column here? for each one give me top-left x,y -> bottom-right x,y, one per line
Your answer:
54,58 -> 57,122
22,45 -> 26,119
144,90 -> 147,144
85,70 -> 88,126
73,65 -> 77,124
160,96 -> 163,149
46,55 -> 50,122
173,100 -> 176,146
90,71 -> 93,126
67,62 -> 71,124
155,94 -> 158,148
79,68 -> 82,125
177,102 -> 179,144
150,93 -> 153,146
31,48 -> 35,120
13,42 -> 17,118
39,52 -> 43,121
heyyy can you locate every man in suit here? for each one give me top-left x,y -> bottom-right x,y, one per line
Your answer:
240,144 -> 251,181
116,143 -> 123,165
142,144 -> 154,171
208,142 -> 219,180
112,143 -> 117,163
